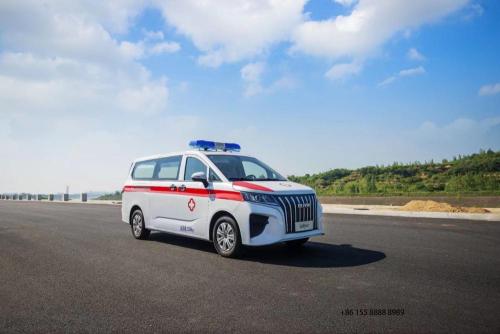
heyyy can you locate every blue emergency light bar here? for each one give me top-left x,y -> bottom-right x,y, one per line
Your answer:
189,140 -> 241,152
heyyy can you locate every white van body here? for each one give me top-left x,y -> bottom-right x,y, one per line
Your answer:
121,149 -> 323,249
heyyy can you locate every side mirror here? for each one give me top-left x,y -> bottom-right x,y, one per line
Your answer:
191,172 -> 209,188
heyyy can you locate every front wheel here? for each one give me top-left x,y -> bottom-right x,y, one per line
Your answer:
212,216 -> 242,258
130,209 -> 150,240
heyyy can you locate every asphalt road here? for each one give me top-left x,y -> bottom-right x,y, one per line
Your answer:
1,201 -> 499,333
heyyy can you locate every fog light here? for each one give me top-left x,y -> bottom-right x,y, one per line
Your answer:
249,214 -> 269,238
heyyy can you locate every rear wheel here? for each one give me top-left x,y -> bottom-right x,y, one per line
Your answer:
212,216 -> 242,258
285,238 -> 309,248
131,209 -> 150,240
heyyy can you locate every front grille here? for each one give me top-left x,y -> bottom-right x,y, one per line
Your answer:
276,193 -> 318,233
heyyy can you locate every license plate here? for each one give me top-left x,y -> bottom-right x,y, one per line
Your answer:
295,220 -> 313,232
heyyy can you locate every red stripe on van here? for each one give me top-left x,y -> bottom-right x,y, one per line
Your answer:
232,181 -> 273,192
213,190 -> 244,201
123,185 -> 150,192
122,185 -> 243,201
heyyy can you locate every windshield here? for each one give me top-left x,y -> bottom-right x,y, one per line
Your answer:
207,155 -> 286,182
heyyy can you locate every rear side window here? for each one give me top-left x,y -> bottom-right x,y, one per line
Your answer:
132,160 -> 156,180
184,157 -> 207,181
156,156 -> 181,180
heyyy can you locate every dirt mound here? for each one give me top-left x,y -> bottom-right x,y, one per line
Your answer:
400,200 -> 490,213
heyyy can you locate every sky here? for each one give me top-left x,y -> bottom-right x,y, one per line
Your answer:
0,0 -> 499,193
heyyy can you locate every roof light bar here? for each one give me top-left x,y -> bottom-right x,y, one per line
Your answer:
189,140 -> 241,152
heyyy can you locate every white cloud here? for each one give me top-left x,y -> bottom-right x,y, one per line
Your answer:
399,66 -> 426,77
142,29 -> 165,41
118,40 -> 181,59
292,0 -> 468,60
478,83 -> 500,96
334,0 -> 358,7
463,3 -> 484,21
119,41 -> 146,59
0,114 -> 203,193
240,62 -> 297,96
178,81 -> 190,93
0,53 -> 169,116
413,117 -> 500,155
269,75 -> 298,92
149,41 -> 181,55
134,29 -> 181,56
241,62 -> 266,97
0,0 -> 179,194
0,1 -> 470,81
378,76 -> 396,86
0,1 -> 174,120
155,0 -> 306,67
379,66 -> 425,86
117,79 -> 169,114
407,47 -> 426,61
325,61 -> 363,80
0,1 -> 152,65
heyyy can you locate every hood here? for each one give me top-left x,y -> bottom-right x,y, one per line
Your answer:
232,181 -> 314,194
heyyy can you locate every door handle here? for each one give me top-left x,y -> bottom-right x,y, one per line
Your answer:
170,184 -> 177,191
179,184 -> 186,192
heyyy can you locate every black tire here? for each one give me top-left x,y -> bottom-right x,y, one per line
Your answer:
285,238 -> 309,248
130,209 -> 150,240
212,216 -> 242,258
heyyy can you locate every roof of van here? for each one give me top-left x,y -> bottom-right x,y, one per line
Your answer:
133,150 -> 245,163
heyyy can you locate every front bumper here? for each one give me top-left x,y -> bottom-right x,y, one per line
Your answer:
233,201 -> 324,246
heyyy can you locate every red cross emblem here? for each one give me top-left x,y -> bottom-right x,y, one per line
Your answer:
188,198 -> 196,212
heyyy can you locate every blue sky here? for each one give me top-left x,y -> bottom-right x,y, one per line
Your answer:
0,0 -> 499,193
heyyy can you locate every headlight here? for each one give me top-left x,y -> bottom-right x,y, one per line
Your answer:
241,192 -> 279,206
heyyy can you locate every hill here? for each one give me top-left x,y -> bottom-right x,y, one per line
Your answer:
96,191 -> 122,200
288,149 -> 500,196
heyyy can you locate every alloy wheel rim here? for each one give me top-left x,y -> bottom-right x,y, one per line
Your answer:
132,214 -> 142,236
216,222 -> 235,252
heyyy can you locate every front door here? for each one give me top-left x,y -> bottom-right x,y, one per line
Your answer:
167,155 -> 210,238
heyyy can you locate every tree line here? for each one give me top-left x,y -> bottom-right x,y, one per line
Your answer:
288,149 -> 500,196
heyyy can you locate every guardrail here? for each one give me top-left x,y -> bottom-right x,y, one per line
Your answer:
0,193 -> 122,206
0,193 -> 88,202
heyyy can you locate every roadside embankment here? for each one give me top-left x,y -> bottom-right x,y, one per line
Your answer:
319,195 -> 500,208
322,203 -> 500,221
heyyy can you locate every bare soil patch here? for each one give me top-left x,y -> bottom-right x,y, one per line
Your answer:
400,200 -> 490,213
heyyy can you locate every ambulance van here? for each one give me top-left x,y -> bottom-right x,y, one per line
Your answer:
122,140 -> 323,257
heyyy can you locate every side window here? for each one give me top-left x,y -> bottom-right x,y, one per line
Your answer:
156,156 -> 181,180
132,160 -> 156,180
242,160 -> 268,179
209,168 -> 222,182
184,157 -> 207,181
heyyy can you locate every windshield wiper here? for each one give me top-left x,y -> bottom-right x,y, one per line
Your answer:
228,177 -> 248,181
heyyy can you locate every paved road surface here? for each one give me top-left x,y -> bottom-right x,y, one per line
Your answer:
1,201 -> 499,333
